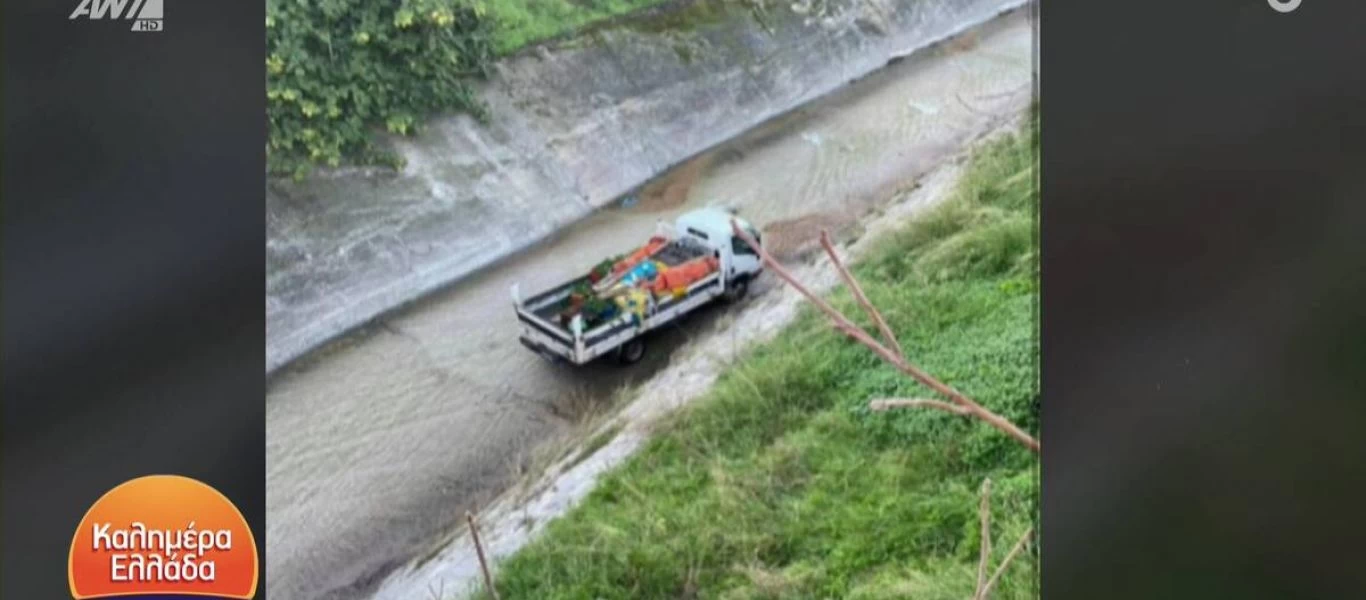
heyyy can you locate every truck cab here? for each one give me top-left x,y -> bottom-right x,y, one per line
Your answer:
674,207 -> 764,300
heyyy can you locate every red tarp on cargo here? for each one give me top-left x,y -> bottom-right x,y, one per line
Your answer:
613,236 -> 669,275
649,256 -> 719,296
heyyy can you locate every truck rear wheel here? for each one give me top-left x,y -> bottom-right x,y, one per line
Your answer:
617,338 -> 647,365
724,278 -> 750,303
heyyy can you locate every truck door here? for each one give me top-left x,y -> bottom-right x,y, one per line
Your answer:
729,229 -> 762,280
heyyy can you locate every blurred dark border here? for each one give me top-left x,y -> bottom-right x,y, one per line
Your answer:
1042,0 -> 1366,598
7,0 -> 1366,598
2,0 -> 265,597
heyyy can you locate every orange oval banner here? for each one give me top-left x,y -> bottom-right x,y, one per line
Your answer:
68,475 -> 259,599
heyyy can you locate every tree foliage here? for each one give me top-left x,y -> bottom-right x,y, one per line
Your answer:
266,0 -> 495,177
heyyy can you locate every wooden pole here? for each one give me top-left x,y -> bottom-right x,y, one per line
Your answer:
819,231 -> 905,359
466,511 -> 500,600
975,478 -> 993,600
979,527 -> 1034,599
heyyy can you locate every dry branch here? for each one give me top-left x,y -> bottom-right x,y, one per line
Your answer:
975,478 -> 993,600
868,398 -> 971,416
820,230 -> 904,358
466,511 -> 501,600
979,527 -> 1034,599
731,221 -> 1039,453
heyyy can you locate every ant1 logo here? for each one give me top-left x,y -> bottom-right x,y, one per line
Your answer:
1267,0 -> 1301,13
69,0 -> 163,33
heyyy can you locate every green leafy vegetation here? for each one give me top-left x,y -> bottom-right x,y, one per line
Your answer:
266,0 -> 495,177
480,118 -> 1040,599
265,0 -> 673,177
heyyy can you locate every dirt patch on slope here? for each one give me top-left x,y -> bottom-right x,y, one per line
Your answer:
634,153 -> 715,212
761,212 -> 859,261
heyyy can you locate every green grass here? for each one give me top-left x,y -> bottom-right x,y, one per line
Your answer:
479,117 -> 1040,599
484,0 -> 673,54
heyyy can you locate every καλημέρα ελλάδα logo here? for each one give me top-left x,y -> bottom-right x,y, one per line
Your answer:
1267,0 -> 1302,13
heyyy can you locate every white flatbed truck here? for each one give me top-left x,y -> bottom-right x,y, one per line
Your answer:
511,207 -> 764,365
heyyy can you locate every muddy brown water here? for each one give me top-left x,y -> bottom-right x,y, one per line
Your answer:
266,12 -> 1033,600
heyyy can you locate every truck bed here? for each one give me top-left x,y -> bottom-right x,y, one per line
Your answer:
524,238 -> 711,329
653,240 -> 707,268
515,207 -> 766,365
527,276 -> 589,323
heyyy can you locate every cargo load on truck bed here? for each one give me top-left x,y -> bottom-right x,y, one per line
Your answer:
525,234 -> 716,331
511,207 -> 764,366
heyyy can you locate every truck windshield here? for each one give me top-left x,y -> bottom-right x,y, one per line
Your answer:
733,229 -> 759,256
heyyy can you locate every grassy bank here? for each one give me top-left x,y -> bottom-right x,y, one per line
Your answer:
480,117 -> 1040,599
485,0 -> 671,54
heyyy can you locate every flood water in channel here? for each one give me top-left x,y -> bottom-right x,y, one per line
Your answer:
266,12 -> 1034,600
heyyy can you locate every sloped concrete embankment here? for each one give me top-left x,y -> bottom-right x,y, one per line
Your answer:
265,0 -> 1027,375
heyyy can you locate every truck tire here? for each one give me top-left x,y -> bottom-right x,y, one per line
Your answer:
724,277 -> 749,303
617,338 -> 647,365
